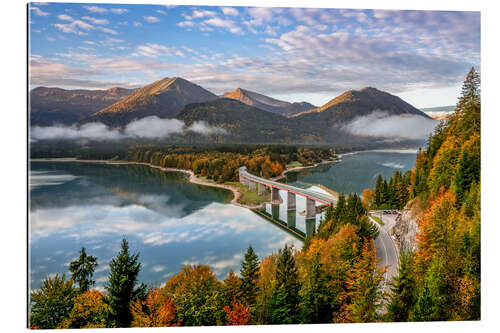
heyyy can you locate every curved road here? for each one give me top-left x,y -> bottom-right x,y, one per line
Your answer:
370,212 -> 400,296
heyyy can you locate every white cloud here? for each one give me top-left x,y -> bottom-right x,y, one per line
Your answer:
83,5 -> 107,14
156,10 -> 167,15
83,6 -> 128,14
221,7 -> 238,16
133,21 -> 142,27
184,10 -> 217,20
341,110 -> 437,140
204,18 -> 243,34
82,16 -> 109,25
57,14 -> 72,21
177,21 -> 194,28
30,6 -> 49,17
110,8 -> 128,14
144,16 -> 160,23
30,117 -> 226,141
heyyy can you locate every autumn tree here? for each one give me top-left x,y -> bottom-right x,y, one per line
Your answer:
343,240 -> 384,323
164,265 -> 225,326
69,247 -> 98,293
29,273 -> 78,329
131,288 -> 181,327
58,290 -> 110,329
106,238 -> 147,328
223,300 -> 251,325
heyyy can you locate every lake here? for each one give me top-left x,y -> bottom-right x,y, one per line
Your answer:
285,150 -> 418,194
29,150 -> 417,291
29,162 -> 303,291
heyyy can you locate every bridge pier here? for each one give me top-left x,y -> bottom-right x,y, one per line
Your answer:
287,192 -> 296,210
271,204 -> 280,220
249,180 -> 257,191
306,198 -> 316,219
258,182 -> 266,196
287,210 -> 296,229
305,218 -> 316,238
271,187 -> 281,203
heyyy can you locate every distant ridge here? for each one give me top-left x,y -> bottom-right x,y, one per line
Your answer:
82,77 -> 218,127
30,86 -> 135,126
223,87 -> 316,117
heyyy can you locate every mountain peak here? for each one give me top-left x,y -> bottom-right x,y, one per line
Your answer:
222,88 -> 316,117
293,86 -> 430,120
82,77 -> 217,127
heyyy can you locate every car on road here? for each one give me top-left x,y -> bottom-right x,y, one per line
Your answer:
392,210 -> 398,214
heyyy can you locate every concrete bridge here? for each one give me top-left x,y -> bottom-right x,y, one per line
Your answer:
238,166 -> 337,220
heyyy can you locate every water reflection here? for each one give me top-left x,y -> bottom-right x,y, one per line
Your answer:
29,162 -> 302,291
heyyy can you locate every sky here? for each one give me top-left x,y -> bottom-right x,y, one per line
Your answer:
28,2 -> 480,108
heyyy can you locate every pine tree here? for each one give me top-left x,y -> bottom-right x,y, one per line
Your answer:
106,238 -> 146,328
269,244 -> 300,324
388,252 -> 416,322
240,245 -> 260,307
69,247 -> 98,293
299,253 -> 332,323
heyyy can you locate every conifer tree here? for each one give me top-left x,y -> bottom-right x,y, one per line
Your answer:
388,252 -> 416,322
106,238 -> 146,328
240,245 -> 260,307
269,245 -> 300,324
69,247 -> 98,293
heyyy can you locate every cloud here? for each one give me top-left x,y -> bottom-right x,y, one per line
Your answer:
184,10 -> 217,20
132,43 -> 185,58
30,117 -> 226,141
83,6 -> 108,14
341,110 -> 437,140
221,7 -> 239,16
156,10 -> 166,15
30,6 -> 49,17
82,16 -> 109,25
83,6 -> 128,14
144,16 -> 160,23
204,18 -> 243,34
31,122 -> 122,141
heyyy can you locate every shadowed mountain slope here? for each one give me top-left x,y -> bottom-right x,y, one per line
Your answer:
30,86 -> 135,126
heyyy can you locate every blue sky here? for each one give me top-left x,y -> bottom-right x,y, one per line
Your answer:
28,2 -> 480,108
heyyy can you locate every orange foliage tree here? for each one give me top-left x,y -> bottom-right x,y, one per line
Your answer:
223,300 -> 251,325
131,288 -> 181,327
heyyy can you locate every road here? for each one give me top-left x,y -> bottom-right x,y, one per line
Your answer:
370,211 -> 400,296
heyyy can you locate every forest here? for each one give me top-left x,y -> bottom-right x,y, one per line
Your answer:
29,68 -> 480,327
123,146 -> 336,182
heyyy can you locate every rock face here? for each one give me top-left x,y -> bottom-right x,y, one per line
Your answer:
223,88 -> 316,117
392,207 -> 420,254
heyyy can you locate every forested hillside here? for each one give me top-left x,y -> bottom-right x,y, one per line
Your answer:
385,68 -> 481,321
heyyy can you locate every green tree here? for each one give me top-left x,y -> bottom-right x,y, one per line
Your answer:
411,256 -> 449,321
299,253 -> 333,323
29,273 -> 78,329
106,238 -> 146,328
269,245 -> 301,324
69,247 -> 98,292
388,252 -> 416,322
240,245 -> 260,307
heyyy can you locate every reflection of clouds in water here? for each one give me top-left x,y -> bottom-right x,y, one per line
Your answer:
30,171 -> 79,189
379,162 -> 405,169
30,187 -> 304,287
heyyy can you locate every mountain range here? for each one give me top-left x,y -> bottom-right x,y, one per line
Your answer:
30,77 -> 434,145
30,86 -> 135,126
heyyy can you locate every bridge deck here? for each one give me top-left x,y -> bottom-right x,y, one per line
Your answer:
239,167 -> 337,206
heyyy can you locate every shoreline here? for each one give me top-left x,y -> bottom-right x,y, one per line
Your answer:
30,158 -> 263,209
